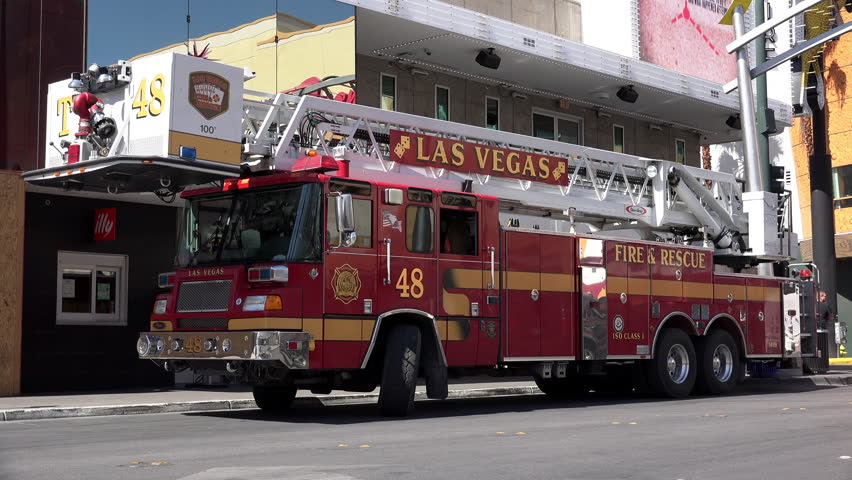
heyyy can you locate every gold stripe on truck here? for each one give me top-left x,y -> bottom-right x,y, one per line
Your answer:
228,317 -> 302,330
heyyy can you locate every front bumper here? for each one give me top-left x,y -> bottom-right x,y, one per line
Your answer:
137,331 -> 312,369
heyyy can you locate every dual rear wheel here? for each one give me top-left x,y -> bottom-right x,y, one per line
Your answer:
644,328 -> 740,398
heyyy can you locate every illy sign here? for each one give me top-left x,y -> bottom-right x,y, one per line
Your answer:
94,208 -> 116,241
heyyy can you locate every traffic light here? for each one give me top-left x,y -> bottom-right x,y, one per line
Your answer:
769,165 -> 786,194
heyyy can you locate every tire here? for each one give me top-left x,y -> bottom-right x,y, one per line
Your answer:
534,376 -> 593,398
645,329 -> 697,398
378,324 -> 421,417
252,384 -> 297,412
695,330 -> 740,395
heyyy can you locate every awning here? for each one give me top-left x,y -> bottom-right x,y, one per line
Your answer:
21,156 -> 241,195
345,0 -> 792,144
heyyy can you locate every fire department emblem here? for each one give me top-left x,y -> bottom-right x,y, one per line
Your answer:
485,320 -> 497,339
613,315 -> 625,333
189,71 -> 230,120
332,264 -> 361,304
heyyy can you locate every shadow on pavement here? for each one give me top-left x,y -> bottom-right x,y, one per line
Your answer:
185,377 -> 839,425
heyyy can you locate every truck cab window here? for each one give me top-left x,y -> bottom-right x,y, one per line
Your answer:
440,209 -> 477,255
406,205 -> 434,253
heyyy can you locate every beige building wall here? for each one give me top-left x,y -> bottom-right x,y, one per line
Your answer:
440,0 -> 583,42
133,14 -> 355,95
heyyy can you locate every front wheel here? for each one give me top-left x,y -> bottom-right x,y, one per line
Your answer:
695,330 -> 740,395
645,329 -> 696,398
378,324 -> 421,417
253,384 -> 297,412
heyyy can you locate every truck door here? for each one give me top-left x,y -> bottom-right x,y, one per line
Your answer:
605,241 -> 650,358
746,278 -> 783,355
324,179 -> 377,368
437,192 -> 485,366
374,186 -> 437,317
503,230 -> 541,358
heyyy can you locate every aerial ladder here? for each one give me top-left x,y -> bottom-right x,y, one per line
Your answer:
24,52 -> 796,268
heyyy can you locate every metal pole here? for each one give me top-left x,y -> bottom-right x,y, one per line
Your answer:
732,5 -> 764,193
807,85 -> 838,359
754,1 -> 771,191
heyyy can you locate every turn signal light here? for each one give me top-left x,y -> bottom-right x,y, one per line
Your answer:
264,295 -> 283,310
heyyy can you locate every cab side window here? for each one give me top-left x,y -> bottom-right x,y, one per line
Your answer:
440,209 -> 477,255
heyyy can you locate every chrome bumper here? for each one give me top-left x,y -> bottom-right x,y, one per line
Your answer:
137,331 -> 312,369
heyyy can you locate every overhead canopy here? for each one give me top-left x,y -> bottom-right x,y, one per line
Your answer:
21,156 -> 241,195
346,0 -> 791,144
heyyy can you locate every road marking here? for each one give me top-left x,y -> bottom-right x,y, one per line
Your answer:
515,432 -> 526,435
629,422 -> 638,425
782,408 -> 791,411
359,445 -> 370,448
338,444 -> 348,447
839,456 -> 851,460
800,408 -> 807,411
611,421 -> 621,425
496,431 -> 505,434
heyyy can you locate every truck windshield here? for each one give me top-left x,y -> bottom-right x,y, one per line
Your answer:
176,183 -> 323,267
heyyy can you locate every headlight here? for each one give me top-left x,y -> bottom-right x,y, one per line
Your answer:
153,299 -> 168,314
242,295 -> 283,312
221,338 -> 232,353
137,337 -> 151,356
171,339 -> 183,351
155,338 -> 165,352
243,295 -> 267,312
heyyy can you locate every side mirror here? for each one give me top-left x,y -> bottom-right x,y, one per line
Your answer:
334,194 -> 357,248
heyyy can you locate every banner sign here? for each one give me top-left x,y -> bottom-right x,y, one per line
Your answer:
389,130 -> 570,186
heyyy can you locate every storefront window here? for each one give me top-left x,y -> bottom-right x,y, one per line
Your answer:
613,124 -> 625,153
57,252 -> 127,325
486,97 -> 499,130
436,86 -> 450,120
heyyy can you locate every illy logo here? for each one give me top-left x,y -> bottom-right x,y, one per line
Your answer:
94,208 -> 116,241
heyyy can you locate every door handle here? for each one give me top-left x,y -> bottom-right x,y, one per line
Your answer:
488,246 -> 495,289
383,238 -> 391,285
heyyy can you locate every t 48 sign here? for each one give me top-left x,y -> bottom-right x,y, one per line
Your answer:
94,208 -> 116,241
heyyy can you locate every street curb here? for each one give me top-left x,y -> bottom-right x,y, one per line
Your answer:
0,385 -> 540,422
1,378 -> 848,422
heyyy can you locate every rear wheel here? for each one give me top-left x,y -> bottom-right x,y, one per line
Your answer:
646,329 -> 696,398
252,384 -> 297,412
695,330 -> 740,395
378,324 -> 421,417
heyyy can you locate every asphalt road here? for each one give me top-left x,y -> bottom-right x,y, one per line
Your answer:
1,384 -> 851,480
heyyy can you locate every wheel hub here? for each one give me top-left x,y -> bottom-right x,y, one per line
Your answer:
666,344 -> 690,384
711,344 -> 733,382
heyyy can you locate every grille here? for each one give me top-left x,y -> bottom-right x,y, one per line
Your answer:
178,318 -> 228,329
177,280 -> 232,313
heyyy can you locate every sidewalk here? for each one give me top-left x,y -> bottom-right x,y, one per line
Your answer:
1,372 -> 849,422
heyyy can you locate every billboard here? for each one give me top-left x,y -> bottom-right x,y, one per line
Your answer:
637,0 -> 738,84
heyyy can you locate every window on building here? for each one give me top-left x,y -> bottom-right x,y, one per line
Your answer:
613,124 -> 625,153
675,139 -> 687,164
486,96 -> 499,130
533,111 -> 582,145
327,199 -> 373,248
440,209 -> 477,255
57,252 -> 128,325
832,165 -> 852,209
381,74 -> 396,111
436,86 -> 450,120
406,205 -> 435,253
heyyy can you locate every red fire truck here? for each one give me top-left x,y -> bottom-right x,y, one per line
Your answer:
24,54 -> 813,416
